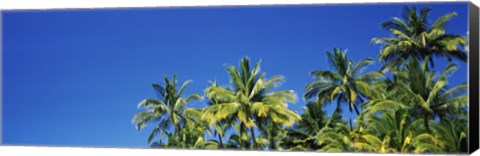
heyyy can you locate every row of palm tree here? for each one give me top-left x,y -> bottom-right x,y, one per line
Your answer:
281,53 -> 467,153
132,5 -> 469,153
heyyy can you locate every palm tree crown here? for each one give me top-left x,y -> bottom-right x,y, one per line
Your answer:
372,5 -> 467,70
305,48 -> 383,115
132,75 -> 202,145
202,57 -> 301,149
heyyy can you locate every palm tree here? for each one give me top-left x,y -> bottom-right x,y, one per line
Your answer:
160,108 -> 218,149
384,58 -> 467,133
225,122 -> 251,149
372,5 -> 467,71
278,101 -> 328,151
180,108 -> 219,149
203,81 -> 236,148
434,118 -> 467,153
356,104 -> 411,153
278,129 -> 316,151
351,133 -> 398,153
357,57 -> 468,153
305,48 -> 383,115
297,101 -> 327,135
132,75 -> 203,145
315,113 -> 356,152
202,57 -> 301,149
357,96 -> 450,153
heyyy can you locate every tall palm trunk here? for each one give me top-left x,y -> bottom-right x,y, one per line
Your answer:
217,133 -> 223,148
175,124 -> 180,136
352,102 -> 360,115
352,96 -> 366,116
174,123 -> 182,147
424,114 -> 430,133
348,118 -> 353,130
250,127 -> 257,149
269,134 -> 276,150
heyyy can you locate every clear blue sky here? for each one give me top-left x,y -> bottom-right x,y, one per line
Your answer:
2,2 -> 468,148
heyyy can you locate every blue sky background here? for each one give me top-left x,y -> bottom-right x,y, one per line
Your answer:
2,2 -> 468,148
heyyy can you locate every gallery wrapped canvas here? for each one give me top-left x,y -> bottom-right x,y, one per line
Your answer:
1,1 -> 479,155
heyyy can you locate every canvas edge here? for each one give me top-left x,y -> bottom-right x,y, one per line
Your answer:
0,1 -> 476,155
468,1 -> 479,154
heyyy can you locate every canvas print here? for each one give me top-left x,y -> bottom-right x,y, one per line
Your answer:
2,2 -> 475,154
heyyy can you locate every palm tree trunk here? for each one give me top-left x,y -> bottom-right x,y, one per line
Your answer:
348,118 -> 353,130
174,125 -> 179,140
352,103 -> 360,115
424,114 -> 430,133
334,95 -> 343,114
249,127 -> 257,149
353,96 -> 365,116
269,134 -> 276,150
218,133 -> 223,148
